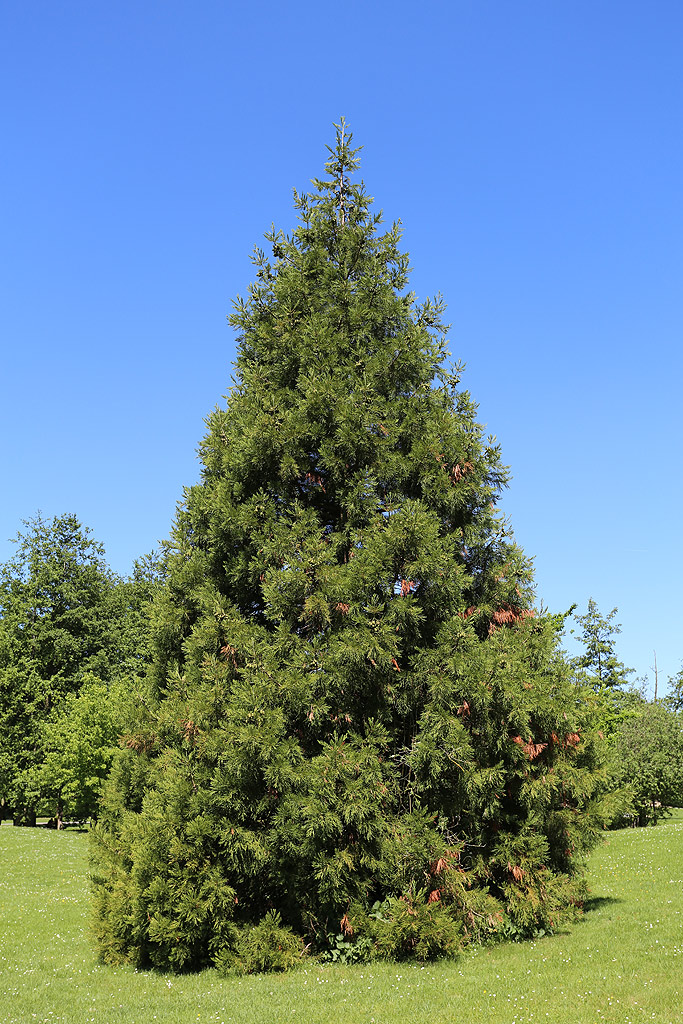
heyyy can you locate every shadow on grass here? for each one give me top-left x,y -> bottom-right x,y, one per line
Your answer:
582,894 -> 622,914
36,820 -> 90,834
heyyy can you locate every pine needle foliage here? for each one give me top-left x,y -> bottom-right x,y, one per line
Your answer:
91,122 -> 608,971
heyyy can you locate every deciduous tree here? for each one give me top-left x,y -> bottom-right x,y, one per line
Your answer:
665,665 -> 683,713
33,551 -> 166,824
0,515 -> 162,823
614,702 -> 683,825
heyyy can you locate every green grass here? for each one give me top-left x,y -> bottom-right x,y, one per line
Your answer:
2,814 -> 682,1024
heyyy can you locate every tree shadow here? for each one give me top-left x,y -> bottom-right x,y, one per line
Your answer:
583,894 -> 622,914
37,819 -> 90,833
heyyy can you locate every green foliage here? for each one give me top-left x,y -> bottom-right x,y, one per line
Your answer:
0,514 -> 164,823
91,122 -> 611,972
665,664 -> 683,712
319,928 -> 375,964
586,685 -> 644,740
612,702 -> 683,825
363,893 -> 463,962
33,676 -> 131,821
570,600 -> 633,690
213,911 -> 305,975
585,684 -> 683,828
0,514 -> 114,820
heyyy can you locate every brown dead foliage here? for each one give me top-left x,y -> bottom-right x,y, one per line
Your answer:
220,644 -> 238,668
180,719 -> 199,743
491,604 -> 535,626
450,461 -> 474,484
430,848 -> 460,876
121,732 -> 157,754
488,604 -> 535,635
550,730 -> 582,749
511,735 -> 548,760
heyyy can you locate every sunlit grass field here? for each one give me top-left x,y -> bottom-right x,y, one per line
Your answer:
1,812 -> 682,1024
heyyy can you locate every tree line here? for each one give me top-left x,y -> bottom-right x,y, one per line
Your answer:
1,521 -> 679,833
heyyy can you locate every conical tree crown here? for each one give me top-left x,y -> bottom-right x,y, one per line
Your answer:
163,120 -> 523,665
92,124 -> 608,973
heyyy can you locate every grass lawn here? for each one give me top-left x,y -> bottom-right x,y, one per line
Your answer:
1,812 -> 682,1024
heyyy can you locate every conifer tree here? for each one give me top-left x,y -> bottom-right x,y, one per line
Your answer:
91,122 -> 609,971
570,599 -> 634,690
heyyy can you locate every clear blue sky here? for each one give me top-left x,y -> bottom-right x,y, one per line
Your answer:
2,1 -> 681,693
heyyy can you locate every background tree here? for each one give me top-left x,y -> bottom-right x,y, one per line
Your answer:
34,675 -> 130,823
581,685 -> 642,829
665,664 -> 683,712
32,550 -> 166,825
570,599 -> 634,690
0,514 -> 114,822
612,702 -> 683,825
0,514 -> 163,824
92,123 -> 611,972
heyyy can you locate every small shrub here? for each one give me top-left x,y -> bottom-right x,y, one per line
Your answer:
321,931 -> 375,965
501,871 -> 588,940
214,911 -> 305,975
364,893 -> 463,962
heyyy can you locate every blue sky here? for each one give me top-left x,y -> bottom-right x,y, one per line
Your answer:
2,1 -> 681,692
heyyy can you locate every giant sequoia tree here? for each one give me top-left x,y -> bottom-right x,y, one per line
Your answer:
92,124 -> 609,971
